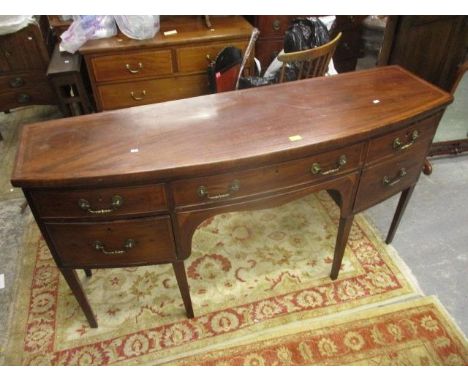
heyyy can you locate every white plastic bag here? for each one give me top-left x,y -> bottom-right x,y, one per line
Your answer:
60,16 -> 117,54
114,16 -> 160,40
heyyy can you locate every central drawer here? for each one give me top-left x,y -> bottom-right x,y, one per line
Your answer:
45,216 -> 176,267
171,143 -> 365,207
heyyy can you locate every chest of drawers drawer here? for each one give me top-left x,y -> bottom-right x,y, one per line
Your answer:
366,114 -> 440,165
0,79 -> 55,110
354,151 -> 424,212
171,143 -> 365,207
30,184 -> 167,220
45,216 -> 176,267
96,74 -> 209,110
177,41 -> 248,73
89,50 -> 174,83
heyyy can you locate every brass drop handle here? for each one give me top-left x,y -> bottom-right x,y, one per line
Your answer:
272,19 -> 281,31
393,130 -> 419,151
130,90 -> 146,101
383,168 -> 407,187
93,239 -> 135,255
125,62 -> 143,74
17,93 -> 30,103
9,77 -> 24,88
311,155 -> 347,175
197,179 -> 240,200
78,195 -> 123,214
206,54 -> 212,62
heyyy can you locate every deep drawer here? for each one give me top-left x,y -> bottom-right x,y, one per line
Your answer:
90,49 -> 173,82
365,113 -> 440,165
171,143 -> 365,207
30,184 -> 167,220
96,74 -> 209,110
45,216 -> 176,267
354,152 -> 424,212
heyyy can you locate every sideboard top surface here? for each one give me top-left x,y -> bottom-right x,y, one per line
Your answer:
11,66 -> 452,188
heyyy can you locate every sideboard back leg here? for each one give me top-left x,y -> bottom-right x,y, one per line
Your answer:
60,268 -> 98,328
84,269 -> 92,278
385,185 -> 416,244
172,261 -> 195,319
330,214 -> 355,280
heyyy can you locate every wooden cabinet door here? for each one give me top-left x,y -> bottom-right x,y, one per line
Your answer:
379,16 -> 467,91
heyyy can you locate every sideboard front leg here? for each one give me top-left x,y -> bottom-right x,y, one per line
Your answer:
172,261 -> 195,319
60,268 -> 98,328
385,184 -> 416,244
330,214 -> 354,280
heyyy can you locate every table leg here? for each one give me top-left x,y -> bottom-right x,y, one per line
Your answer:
385,185 -> 415,244
330,214 -> 354,280
172,261 -> 195,319
60,268 -> 98,328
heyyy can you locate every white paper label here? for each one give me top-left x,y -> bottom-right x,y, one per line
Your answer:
0,274 -> 4,289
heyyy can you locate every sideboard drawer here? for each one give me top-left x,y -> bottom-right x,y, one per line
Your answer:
171,143 -> 364,207
30,184 -> 167,219
365,114 -> 440,165
45,216 -> 176,267
90,50 -> 173,82
354,152 -> 423,212
97,74 -> 209,110
177,41 -> 248,73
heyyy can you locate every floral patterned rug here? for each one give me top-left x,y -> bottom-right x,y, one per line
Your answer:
3,191 -> 422,365
170,296 -> 468,365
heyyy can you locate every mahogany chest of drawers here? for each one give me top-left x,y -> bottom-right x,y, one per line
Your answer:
0,19 -> 55,111
11,66 -> 452,328
79,16 -> 254,111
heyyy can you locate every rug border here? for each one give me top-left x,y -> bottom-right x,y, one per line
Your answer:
163,295 -> 468,365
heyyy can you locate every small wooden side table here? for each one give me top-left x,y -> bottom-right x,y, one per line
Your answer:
47,44 -> 93,116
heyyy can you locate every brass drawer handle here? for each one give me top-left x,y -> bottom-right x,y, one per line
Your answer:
125,62 -> 143,74
272,19 -> 281,31
393,130 -> 419,151
93,239 -> 135,255
78,195 -> 123,214
17,93 -> 31,103
311,155 -> 347,175
130,90 -> 146,101
197,179 -> 240,200
9,77 -> 24,88
383,168 -> 407,187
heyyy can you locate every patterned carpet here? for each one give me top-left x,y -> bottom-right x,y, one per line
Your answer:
171,296 -> 468,365
4,189 -> 430,365
1,107 -> 466,366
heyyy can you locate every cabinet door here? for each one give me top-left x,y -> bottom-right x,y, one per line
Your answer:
381,16 -> 467,91
0,23 -> 49,72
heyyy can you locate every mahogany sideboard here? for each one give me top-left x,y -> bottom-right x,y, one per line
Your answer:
11,66 -> 452,328
79,16 -> 254,111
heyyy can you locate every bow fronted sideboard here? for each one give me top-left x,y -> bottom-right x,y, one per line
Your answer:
11,66 -> 452,327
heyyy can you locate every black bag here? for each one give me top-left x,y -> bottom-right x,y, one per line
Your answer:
283,17 -> 331,53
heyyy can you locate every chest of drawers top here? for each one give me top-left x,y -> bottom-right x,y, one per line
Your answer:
79,16 -> 253,55
11,66 -> 451,189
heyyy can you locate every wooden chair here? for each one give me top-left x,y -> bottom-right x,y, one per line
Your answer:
277,32 -> 342,82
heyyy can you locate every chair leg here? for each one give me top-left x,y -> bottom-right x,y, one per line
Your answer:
330,214 -> 354,280
60,268 -> 98,328
386,185 -> 415,244
172,261 -> 194,318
